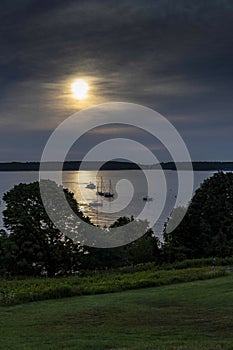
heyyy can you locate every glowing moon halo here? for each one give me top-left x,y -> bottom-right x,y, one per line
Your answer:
71,79 -> 89,100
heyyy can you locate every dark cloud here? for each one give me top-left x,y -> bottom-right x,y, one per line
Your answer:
0,0 -> 232,161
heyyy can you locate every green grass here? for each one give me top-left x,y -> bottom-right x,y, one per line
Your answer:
0,267 -> 225,306
1,273 -> 233,349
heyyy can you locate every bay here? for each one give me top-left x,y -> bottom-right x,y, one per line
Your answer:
0,170 -> 216,240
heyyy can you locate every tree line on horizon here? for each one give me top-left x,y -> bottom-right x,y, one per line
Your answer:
0,171 -> 232,277
0,161 -> 233,172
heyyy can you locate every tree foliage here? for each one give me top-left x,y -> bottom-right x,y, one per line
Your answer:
1,182 -> 161,275
82,216 -> 161,269
2,181 -> 89,276
163,172 -> 233,261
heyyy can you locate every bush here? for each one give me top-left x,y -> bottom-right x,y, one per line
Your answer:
0,265 -> 227,306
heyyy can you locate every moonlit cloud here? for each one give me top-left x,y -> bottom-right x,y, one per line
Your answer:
0,0 -> 233,161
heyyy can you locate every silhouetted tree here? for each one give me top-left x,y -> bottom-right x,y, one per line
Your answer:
82,216 -> 160,269
163,172 -> 233,261
2,181 -> 89,276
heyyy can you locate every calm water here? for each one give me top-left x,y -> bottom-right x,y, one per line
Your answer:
0,170 -> 216,239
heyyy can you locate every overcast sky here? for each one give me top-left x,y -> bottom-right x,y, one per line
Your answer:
0,0 -> 232,162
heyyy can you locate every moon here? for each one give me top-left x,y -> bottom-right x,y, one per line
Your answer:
71,79 -> 89,100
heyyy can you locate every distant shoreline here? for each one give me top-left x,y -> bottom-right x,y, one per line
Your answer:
0,161 -> 233,172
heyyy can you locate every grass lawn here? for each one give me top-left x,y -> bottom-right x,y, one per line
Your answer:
1,273 -> 233,350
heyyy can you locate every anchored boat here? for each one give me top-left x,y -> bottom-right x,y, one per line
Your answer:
104,179 -> 114,198
86,182 -> 96,189
97,176 -> 105,196
143,195 -> 153,201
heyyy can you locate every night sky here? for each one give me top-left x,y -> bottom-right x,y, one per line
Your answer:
0,0 -> 232,162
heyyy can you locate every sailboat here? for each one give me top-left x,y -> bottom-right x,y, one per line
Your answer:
97,176 -> 105,196
104,179 -> 114,198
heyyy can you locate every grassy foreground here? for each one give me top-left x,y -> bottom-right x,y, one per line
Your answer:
1,272 -> 233,349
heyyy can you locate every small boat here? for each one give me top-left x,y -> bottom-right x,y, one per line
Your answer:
89,201 -> 103,207
104,179 -> 114,198
97,176 -> 105,196
143,195 -> 153,201
86,182 -> 96,189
